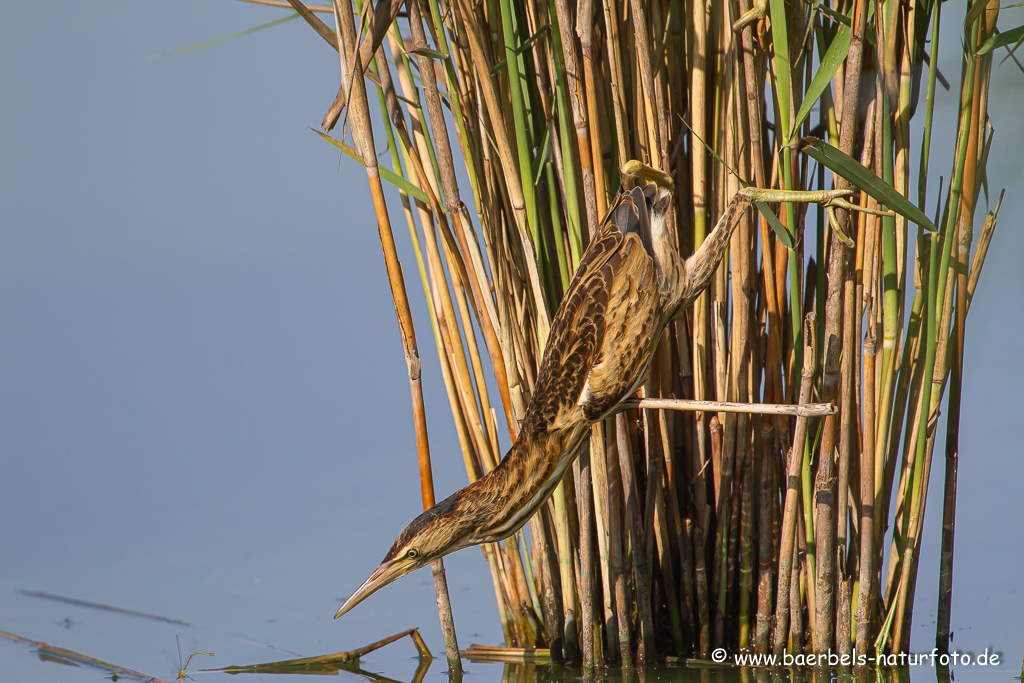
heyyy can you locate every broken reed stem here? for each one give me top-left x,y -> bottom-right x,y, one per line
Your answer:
618,397 -> 835,417
773,313 -> 817,655
2,629 -> 178,683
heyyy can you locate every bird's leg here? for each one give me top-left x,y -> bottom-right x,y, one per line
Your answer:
681,185 -> 895,308
732,0 -> 768,32
740,186 -> 896,248
614,166 -> 894,311
739,186 -> 897,221
826,206 -> 855,247
621,162 -> 896,226
682,191 -> 754,306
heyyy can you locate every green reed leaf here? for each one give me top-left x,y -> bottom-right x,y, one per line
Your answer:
804,136 -> 937,231
315,130 -> 430,205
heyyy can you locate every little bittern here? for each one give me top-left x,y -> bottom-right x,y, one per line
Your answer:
336,182 -> 751,618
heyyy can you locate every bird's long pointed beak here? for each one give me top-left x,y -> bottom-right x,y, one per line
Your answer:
334,560 -> 407,619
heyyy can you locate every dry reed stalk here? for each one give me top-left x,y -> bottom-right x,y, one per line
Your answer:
627,0 -> 661,162
737,425 -> 755,649
854,184 -> 880,661
645,407 -> 686,655
942,31 -> 993,629
837,577 -> 852,664
505,537 -> 540,642
532,513 -> 561,656
374,33 -> 496,476
640,402 -> 657,574
578,1 -> 609,218
734,2 -> 781,408
834,217 -> 857,642
658,344 -> 694,648
710,415 -> 723,509
812,0 -> 870,655
405,2 -> 491,463
710,315 -> 732,650
588,421 -> 615,659
893,235 -> 961,647
621,398 -> 837,418
417,12 -> 515,431
599,0 -> 628,169
573,449 -> 595,666
753,419 -> 775,653
664,386 -> 698,651
551,477 -> 580,661
396,0 -> 535,641
772,313 -> 816,655
728,89 -> 756,649
877,290 -> 922,547
390,181 -> 520,644
687,4 -> 711,519
690,515 -> 711,659
856,321 -> 877,658
797,492 -> 816,636
714,433 -> 740,640
837,135 -> 876,602
935,261 -> 962,653
616,412 -> 654,661
605,424 -> 632,666
553,0 -> 601,239
466,1 -> 552,343
789,542 -> 804,656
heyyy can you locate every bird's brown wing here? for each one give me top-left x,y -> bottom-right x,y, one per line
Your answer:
521,189 -> 662,436
577,233 -> 661,421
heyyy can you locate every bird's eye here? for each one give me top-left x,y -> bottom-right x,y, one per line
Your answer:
407,548 -> 418,559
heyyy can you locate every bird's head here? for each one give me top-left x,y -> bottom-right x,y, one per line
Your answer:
334,490 -> 477,618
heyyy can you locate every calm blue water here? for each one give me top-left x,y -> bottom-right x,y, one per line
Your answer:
1,2 -> 1021,682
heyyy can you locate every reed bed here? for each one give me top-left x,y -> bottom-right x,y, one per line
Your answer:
246,0 -> 1007,666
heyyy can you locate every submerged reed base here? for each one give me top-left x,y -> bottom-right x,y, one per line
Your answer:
235,0 -> 1006,667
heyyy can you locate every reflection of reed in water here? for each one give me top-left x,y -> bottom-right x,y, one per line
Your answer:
205,628 -> 432,678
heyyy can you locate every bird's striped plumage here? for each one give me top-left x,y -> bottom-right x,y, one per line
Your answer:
335,182 -> 751,618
